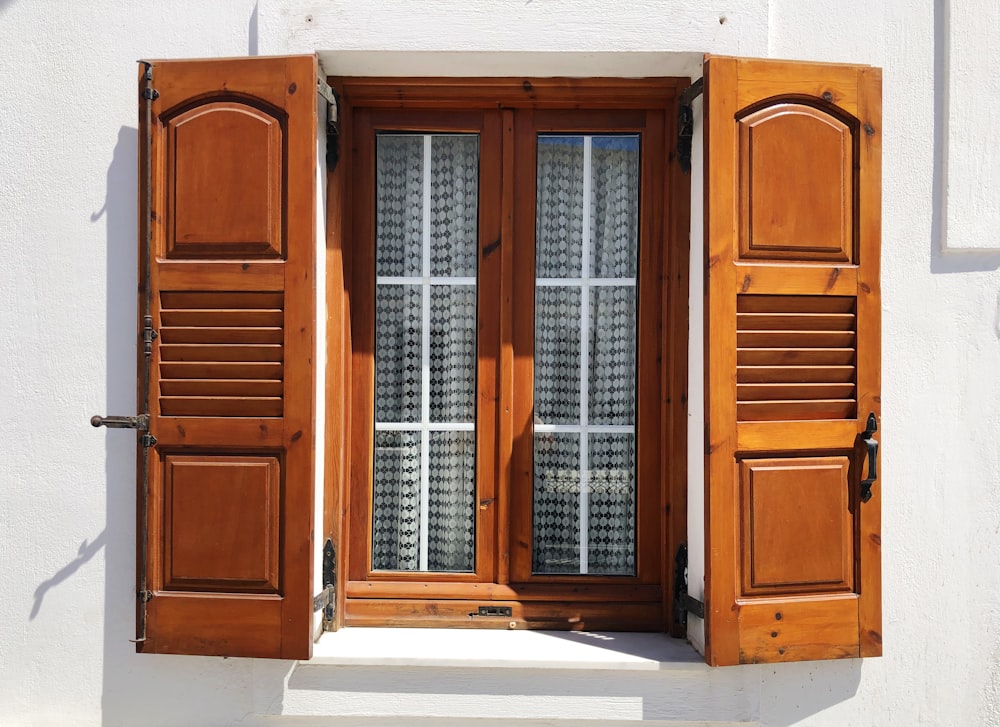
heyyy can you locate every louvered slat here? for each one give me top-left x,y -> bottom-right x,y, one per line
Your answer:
158,292 -> 284,417
736,295 -> 856,422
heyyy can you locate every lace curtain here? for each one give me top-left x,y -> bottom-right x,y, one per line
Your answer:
533,135 -> 639,575
371,133 -> 639,576
372,134 -> 478,572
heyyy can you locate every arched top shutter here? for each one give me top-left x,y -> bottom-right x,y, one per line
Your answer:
136,55 -> 317,659
703,56 -> 882,665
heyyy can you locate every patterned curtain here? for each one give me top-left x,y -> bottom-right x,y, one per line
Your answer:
533,135 -> 640,575
370,133 -> 639,577
372,134 -> 478,572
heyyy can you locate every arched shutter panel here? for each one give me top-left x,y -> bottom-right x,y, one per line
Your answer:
137,56 -> 317,659
703,57 -> 882,665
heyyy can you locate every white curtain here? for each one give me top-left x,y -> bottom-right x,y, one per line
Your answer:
372,135 -> 478,572
370,133 -> 640,576
532,135 -> 639,576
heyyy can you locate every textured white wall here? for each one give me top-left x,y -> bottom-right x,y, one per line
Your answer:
1,1 -> 998,725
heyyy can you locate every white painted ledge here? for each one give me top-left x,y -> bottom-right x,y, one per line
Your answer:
311,628 -> 706,671
255,631 -> 760,722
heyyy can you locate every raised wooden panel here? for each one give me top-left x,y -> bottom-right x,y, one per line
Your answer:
163,454 -> 281,592
738,104 -> 854,262
740,457 -> 853,596
167,102 -> 283,259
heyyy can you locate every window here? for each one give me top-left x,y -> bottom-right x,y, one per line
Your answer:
339,81 -> 690,630
131,55 -> 882,666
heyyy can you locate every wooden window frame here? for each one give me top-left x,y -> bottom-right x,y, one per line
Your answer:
325,77 -> 691,633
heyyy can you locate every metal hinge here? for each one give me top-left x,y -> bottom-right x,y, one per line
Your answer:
313,539 -> 336,627
676,77 -> 704,174
673,543 -> 706,627
317,78 -> 340,170
142,314 -> 158,355
139,60 -> 158,101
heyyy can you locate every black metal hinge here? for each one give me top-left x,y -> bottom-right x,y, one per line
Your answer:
313,539 -> 336,626
676,77 -> 704,174
317,78 -> 340,170
673,543 -> 706,627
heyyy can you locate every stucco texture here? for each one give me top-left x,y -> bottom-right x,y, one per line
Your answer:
0,1 -> 998,725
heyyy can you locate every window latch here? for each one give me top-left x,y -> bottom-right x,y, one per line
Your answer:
90,414 -> 157,448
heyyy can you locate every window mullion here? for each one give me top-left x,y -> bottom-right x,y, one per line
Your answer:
578,135 -> 592,576
419,134 -> 433,572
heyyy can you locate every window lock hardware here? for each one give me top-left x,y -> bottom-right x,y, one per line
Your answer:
859,412 -> 879,503
472,605 -> 512,618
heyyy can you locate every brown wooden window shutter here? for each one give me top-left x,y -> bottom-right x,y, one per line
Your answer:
135,55 -> 317,659
703,56 -> 882,665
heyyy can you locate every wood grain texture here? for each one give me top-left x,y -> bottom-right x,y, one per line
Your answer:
738,104 -> 853,262
161,455 -> 281,592
663,83 -> 692,638
739,457 -> 853,595
138,55 -> 316,660
737,595 -> 860,663
166,101 -> 283,258
704,56 -> 881,666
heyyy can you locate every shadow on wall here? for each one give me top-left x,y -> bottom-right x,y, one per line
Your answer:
755,657 -> 863,727
96,126 -> 277,726
31,531 -> 107,620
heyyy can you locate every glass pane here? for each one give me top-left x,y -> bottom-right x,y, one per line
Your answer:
532,433 -> 581,574
372,132 -> 479,574
372,430 -> 422,571
587,433 -> 636,575
374,285 -> 422,423
375,135 -> 423,277
589,286 -> 636,425
534,286 -> 581,425
430,285 -> 476,423
431,136 -> 479,277
535,136 -> 584,278
531,133 -> 639,576
590,136 -> 640,278
427,431 -> 476,572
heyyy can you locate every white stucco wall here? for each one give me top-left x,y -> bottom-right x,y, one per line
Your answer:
1,1 -> 998,725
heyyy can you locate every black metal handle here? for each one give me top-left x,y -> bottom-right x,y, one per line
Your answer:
860,412 -> 878,503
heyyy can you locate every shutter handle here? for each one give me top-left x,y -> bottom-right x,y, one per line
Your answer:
860,412 -> 878,503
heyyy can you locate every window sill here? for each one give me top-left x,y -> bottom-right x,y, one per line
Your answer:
311,627 -> 706,671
